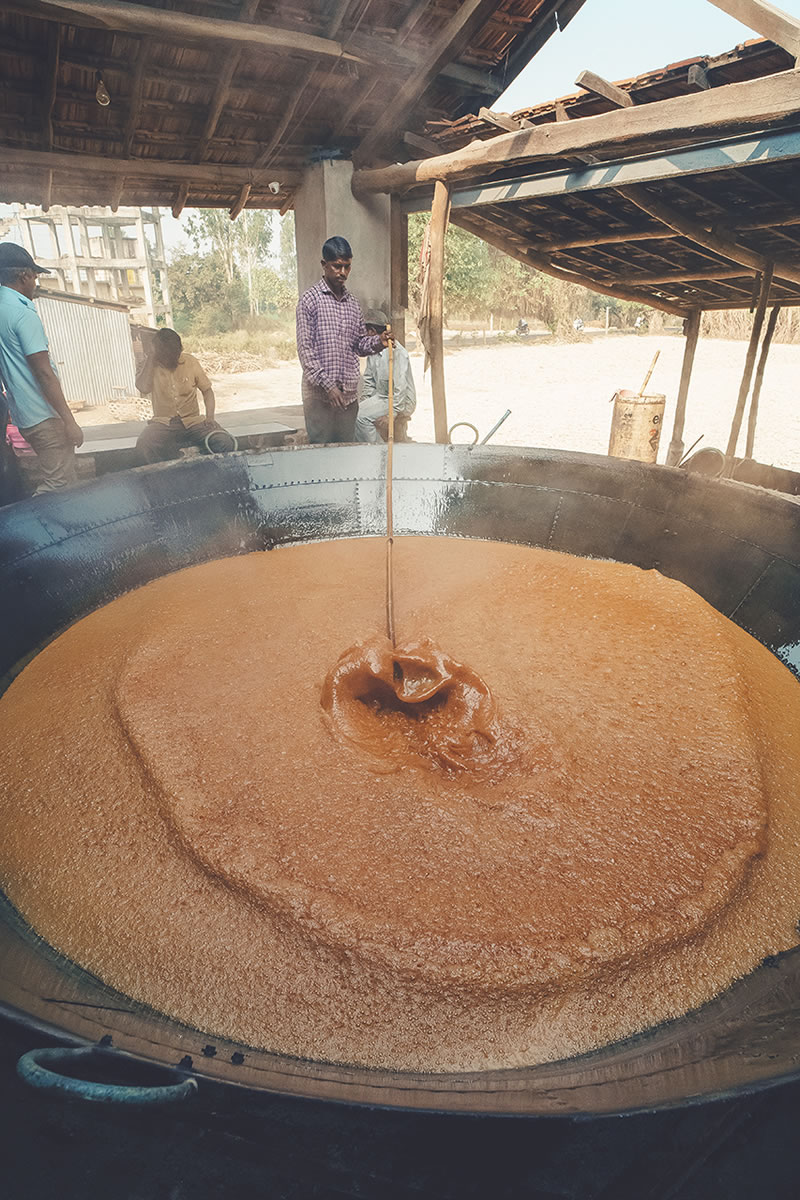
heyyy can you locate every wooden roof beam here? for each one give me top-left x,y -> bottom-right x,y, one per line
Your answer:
18,0 -> 371,67
16,1 -> 490,89
707,0 -> 800,59
352,71 -> 800,192
355,0 -> 501,164
2,146 -> 303,187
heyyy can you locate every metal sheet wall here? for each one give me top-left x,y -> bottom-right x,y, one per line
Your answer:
36,296 -> 137,410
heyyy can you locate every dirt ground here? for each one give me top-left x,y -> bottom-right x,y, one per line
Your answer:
83,333 -> 800,472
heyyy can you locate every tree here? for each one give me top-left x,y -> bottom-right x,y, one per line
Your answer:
185,208 -> 272,318
168,249 -> 231,333
234,210 -> 272,315
278,211 -> 297,292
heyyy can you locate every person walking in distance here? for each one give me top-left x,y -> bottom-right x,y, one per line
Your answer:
296,236 -> 392,443
0,243 -> 83,494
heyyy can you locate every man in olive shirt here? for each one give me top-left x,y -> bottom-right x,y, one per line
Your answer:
135,328 -> 234,463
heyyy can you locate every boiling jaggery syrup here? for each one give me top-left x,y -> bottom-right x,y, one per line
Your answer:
1,537 -> 799,1071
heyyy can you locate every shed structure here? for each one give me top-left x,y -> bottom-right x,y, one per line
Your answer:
2,0 -> 800,462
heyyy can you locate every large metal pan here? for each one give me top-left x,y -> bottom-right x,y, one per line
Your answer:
1,444 -> 799,1118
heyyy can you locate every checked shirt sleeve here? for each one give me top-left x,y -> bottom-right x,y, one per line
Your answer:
352,305 -> 383,359
296,292 -> 331,391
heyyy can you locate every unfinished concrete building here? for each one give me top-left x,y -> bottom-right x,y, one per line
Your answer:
2,204 -> 171,327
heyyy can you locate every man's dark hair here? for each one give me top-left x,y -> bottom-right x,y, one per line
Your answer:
156,328 -> 182,353
322,236 -> 352,261
0,267 -> 25,287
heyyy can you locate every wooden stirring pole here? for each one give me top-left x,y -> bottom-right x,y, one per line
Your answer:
385,326 -> 396,647
639,350 -> 660,395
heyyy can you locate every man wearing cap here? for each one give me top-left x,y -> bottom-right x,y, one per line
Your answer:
355,310 -> 416,444
295,235 -> 392,443
0,243 -> 83,493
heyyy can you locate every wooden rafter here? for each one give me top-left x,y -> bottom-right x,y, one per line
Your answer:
355,0 -> 501,164
17,0 -> 361,61
195,0 -> 261,166
172,183 -> 190,220
251,0 -> 353,173
617,185 -> 800,288
575,69 -> 634,108
352,71 -> 800,192
14,0 -> 485,88
451,209 -> 685,315
707,0 -> 800,58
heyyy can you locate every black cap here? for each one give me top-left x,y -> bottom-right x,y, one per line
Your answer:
0,243 -> 51,274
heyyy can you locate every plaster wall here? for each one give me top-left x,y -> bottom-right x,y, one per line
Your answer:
294,159 -> 391,315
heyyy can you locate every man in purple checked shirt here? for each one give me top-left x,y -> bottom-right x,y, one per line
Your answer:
296,236 -> 393,443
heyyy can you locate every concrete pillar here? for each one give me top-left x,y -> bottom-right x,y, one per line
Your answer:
294,159 -> 392,317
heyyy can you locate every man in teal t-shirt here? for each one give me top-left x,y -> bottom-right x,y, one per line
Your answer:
0,243 -> 83,493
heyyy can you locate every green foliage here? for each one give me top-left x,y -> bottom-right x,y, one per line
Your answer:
168,208 -> 298,338
407,211 -> 656,335
251,266 -> 296,313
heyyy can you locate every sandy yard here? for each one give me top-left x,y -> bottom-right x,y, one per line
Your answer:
86,333 -> 800,472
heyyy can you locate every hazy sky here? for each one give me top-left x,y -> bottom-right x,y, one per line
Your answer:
497,0 -> 798,110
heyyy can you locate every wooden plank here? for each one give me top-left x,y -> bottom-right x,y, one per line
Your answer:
478,107 -> 521,132
18,0 -> 364,63
352,71 -> 800,193
706,0 -> 800,58
430,180 -> 450,444
725,262 -> 775,460
355,0 -> 500,164
2,147 -> 303,188
575,69 -> 634,108
403,131 -> 442,157
688,63 -> 711,90
666,309 -> 702,465
746,302 -> 781,456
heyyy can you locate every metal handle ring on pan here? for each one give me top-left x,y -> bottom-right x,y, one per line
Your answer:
448,421 -> 480,445
17,1045 -> 198,1106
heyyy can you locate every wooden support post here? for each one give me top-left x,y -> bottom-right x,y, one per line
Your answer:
725,263 -> 774,463
666,308 -> 701,465
390,197 -> 408,347
745,303 -> 781,459
429,179 -> 450,444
